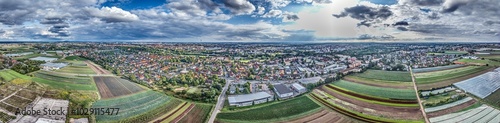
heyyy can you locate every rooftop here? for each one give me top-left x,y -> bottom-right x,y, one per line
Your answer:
292,83 -> 306,91
29,56 -> 58,61
228,92 -> 272,103
297,76 -> 322,84
274,84 -> 293,94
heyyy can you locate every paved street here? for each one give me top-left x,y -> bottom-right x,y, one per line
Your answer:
208,78 -> 231,123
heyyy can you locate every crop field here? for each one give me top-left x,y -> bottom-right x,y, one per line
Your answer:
415,66 -> 493,89
429,105 -> 500,123
56,65 -> 96,74
177,104 -> 212,123
0,70 -> 31,81
216,95 -> 321,123
34,71 -> 92,85
93,90 -> 173,122
32,77 -> 97,91
412,65 -> 464,73
317,87 -> 422,120
343,76 -> 413,89
352,70 -> 412,82
93,76 -> 144,99
286,109 -> 355,123
65,56 -> 88,61
85,61 -> 112,74
457,59 -> 500,66
154,102 -> 195,123
330,80 -> 417,100
309,91 -> 423,123
484,89 -> 500,107
0,112 -> 15,123
415,66 -> 490,84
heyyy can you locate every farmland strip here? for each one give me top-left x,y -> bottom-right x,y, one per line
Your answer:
154,102 -> 188,123
325,84 -> 417,104
309,93 -> 385,123
171,104 -> 195,123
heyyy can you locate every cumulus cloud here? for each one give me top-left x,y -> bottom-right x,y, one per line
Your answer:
399,0 -> 444,6
262,9 -> 282,18
442,0 -> 474,13
222,0 -> 256,15
85,6 -> 139,23
333,5 -> 393,27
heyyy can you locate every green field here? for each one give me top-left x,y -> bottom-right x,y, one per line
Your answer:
484,89 -> 500,108
178,104 -> 213,123
12,53 -> 42,60
0,70 -> 31,81
331,80 -> 416,100
352,70 -> 412,82
0,69 -> 96,91
217,95 -> 321,122
93,90 -> 173,122
310,92 -> 423,123
34,71 -> 92,85
65,56 -> 88,61
456,59 -> 500,66
477,54 -> 500,61
414,66 -> 490,84
55,66 -> 96,74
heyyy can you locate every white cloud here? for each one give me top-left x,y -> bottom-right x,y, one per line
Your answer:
85,6 -> 139,23
262,9 -> 282,18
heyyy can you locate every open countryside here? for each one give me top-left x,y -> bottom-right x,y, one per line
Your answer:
2,43 -> 500,123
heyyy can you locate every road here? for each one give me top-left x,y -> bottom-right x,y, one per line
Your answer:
409,67 -> 430,123
208,78 -> 231,123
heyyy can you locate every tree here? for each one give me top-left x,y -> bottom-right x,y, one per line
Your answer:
129,74 -> 137,82
235,87 -> 241,94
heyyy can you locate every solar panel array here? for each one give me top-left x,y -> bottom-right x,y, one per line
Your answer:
454,70 -> 500,99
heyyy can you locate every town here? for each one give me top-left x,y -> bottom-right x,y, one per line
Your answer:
1,42 -> 500,123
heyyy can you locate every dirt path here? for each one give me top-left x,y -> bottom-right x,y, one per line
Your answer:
85,60 -> 111,75
286,109 -> 353,123
410,67 -> 430,123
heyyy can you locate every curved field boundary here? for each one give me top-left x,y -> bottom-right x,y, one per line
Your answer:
429,105 -> 495,123
424,97 -> 473,113
325,84 -> 418,104
171,104 -> 195,123
309,93 -> 422,123
413,65 -> 465,73
343,77 -> 413,89
153,102 -> 189,123
321,86 -> 418,107
417,67 -> 496,90
177,104 -> 213,123
330,80 -> 417,100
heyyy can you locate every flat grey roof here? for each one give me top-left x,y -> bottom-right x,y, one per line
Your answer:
29,56 -> 58,61
297,76 -> 322,84
274,84 -> 293,95
228,92 -> 272,103
292,83 -> 305,90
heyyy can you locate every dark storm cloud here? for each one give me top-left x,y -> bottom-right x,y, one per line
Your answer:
313,0 -> 333,4
397,27 -> 409,31
441,0 -> 473,13
484,21 -> 500,26
0,0 -> 31,25
222,0 -> 256,15
406,0 -> 444,6
393,21 -> 409,26
40,17 -> 71,38
333,5 -> 393,27
285,14 -> 299,21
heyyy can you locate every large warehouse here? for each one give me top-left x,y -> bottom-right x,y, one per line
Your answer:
228,92 -> 273,107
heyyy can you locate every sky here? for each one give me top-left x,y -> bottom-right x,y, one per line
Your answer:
0,0 -> 499,42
